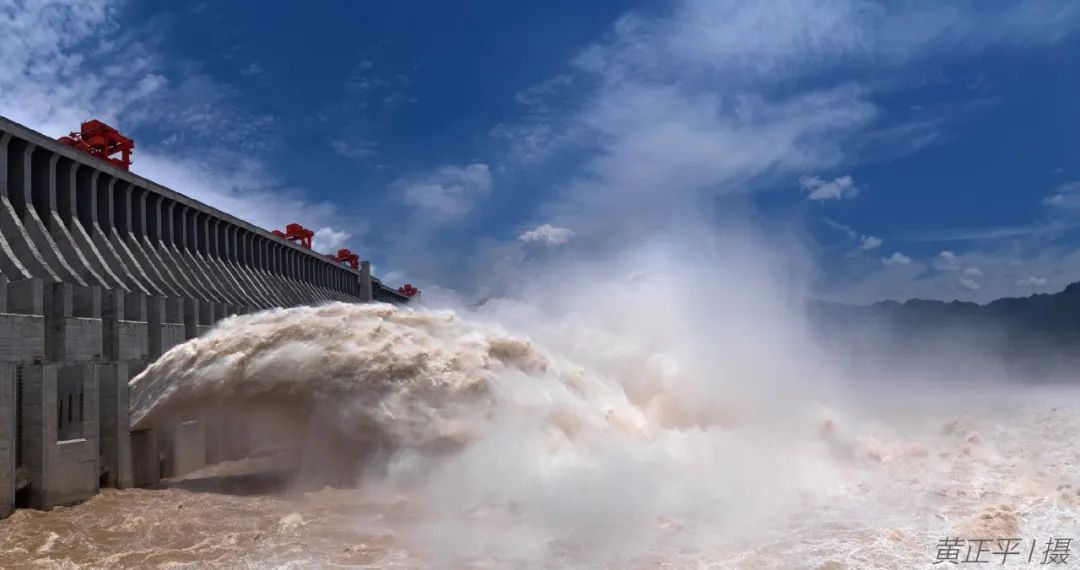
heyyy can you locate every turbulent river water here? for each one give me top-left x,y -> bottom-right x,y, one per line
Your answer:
3,300 -> 1080,569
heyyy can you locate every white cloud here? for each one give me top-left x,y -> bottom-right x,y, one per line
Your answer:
859,235 -> 882,250
800,175 -> 859,201
860,119 -> 943,159
518,224 -> 575,246
486,2 -> 909,244
476,0 -> 1080,276
958,278 -> 980,291
0,1 -> 137,136
1044,181 -> 1080,211
135,152 -> 359,241
558,85 -> 873,235
514,74 -> 575,111
822,218 -> 857,240
824,247 -> 1080,305
491,75 -> 581,164
313,227 -> 352,253
572,2 -> 1080,87
823,219 -> 881,251
374,1 -> 1080,294
904,223 -> 1067,243
882,252 -> 912,267
490,121 -> 564,164
0,1 -> 275,152
395,163 -> 492,222
1045,194 -> 1068,206
1055,181 -> 1080,193
963,267 -> 983,277
934,250 -> 960,271
0,1 -> 364,258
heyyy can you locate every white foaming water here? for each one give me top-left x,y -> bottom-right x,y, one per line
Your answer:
122,236 -> 1080,568
129,302 -> 841,562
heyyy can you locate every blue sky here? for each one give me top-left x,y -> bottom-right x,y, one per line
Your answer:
3,1 -> 1079,303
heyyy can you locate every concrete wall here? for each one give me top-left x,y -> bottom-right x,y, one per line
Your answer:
1,116 -> 377,307
130,429 -> 158,488
0,365 -> 13,518
19,364 -> 100,510
98,362 -> 131,489
0,114 -> 412,519
0,313 -> 44,363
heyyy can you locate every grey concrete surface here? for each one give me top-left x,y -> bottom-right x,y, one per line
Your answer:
98,362 -> 132,489
0,365 -> 14,518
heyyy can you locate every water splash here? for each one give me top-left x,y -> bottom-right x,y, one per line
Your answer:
127,289 -> 854,566
114,239 -> 1080,567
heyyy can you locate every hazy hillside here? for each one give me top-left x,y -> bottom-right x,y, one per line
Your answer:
807,283 -> 1080,373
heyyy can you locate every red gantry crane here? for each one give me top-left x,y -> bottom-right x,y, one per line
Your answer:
58,119 -> 134,171
271,223 -> 314,249
327,248 -> 360,270
270,226 -> 418,300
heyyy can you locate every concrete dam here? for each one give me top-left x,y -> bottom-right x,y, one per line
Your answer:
0,116 -> 411,518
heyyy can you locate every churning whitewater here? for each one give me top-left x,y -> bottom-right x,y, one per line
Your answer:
122,298 -> 870,566
129,302 -> 651,481
9,231 -> 1080,568
93,296 -> 1080,568
6,293 -> 1080,565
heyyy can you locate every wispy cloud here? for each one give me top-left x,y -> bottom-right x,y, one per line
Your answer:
491,75 -> 581,164
902,181 -> 1080,247
902,223 -> 1076,243
519,224 -> 574,246
934,250 -> 959,271
331,139 -> 379,160
394,163 -> 493,222
1,1 -> 145,137
135,152 -> 359,243
882,252 -> 912,267
1044,181 -> 1080,209
858,120 -> 943,160
408,0 -> 1080,294
489,1 -> 1080,250
822,218 -> 857,240
828,247 -> 1080,304
800,175 -> 859,201
860,235 -> 883,250
0,0 -> 365,257
822,218 -> 881,251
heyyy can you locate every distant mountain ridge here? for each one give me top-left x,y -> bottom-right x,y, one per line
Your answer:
807,282 -> 1080,361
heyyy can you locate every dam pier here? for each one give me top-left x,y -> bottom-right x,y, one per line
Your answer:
0,116 -> 409,518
